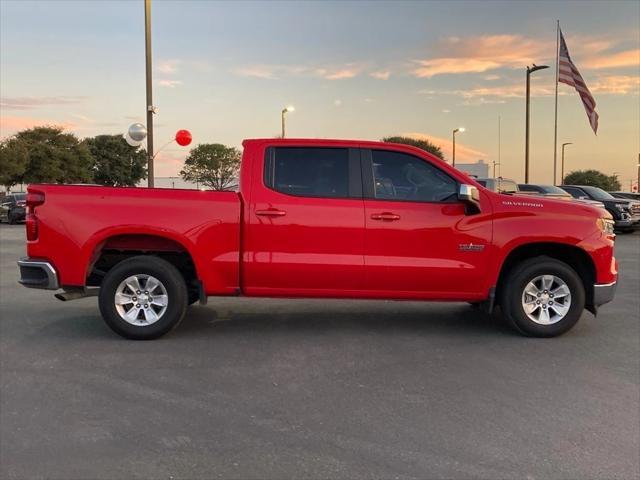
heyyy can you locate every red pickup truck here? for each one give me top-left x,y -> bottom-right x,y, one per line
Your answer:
18,138 -> 618,339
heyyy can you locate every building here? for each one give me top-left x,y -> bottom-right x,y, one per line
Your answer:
455,160 -> 489,178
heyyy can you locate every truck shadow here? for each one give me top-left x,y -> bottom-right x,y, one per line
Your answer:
174,301 -> 515,339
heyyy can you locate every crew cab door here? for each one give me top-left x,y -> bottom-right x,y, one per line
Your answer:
243,145 -> 365,296
361,148 -> 492,298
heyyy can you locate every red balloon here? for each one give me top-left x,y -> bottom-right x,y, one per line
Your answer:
175,129 -> 192,146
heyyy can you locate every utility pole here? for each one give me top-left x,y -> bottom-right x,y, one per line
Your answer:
145,0 -> 155,187
561,142 -> 572,185
525,64 -> 549,183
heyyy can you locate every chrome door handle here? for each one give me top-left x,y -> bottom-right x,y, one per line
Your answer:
370,212 -> 400,221
256,209 -> 287,217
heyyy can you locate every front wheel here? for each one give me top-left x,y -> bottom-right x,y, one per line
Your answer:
98,256 -> 188,340
500,257 -> 585,337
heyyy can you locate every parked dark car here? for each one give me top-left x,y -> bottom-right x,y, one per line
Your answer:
609,191 -> 640,201
518,184 -> 606,209
561,185 -> 639,232
0,193 -> 27,224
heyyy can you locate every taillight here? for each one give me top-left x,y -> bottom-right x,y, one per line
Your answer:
26,214 -> 38,241
26,191 -> 45,209
25,189 -> 44,241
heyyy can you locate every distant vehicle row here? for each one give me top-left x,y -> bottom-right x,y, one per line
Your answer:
475,178 -> 640,233
0,193 -> 26,224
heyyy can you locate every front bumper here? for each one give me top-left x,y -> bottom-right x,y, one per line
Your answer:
17,258 -> 59,290
593,281 -> 617,307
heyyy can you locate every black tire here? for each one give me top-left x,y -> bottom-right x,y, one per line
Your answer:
500,256 -> 585,337
98,255 -> 188,340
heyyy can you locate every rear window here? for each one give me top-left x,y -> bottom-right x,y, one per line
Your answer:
265,147 -> 349,198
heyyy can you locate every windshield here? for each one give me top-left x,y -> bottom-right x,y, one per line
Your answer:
581,186 -> 615,201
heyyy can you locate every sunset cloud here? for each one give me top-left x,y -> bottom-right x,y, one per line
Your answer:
410,33 -> 638,78
233,63 -> 361,80
370,70 -> 391,80
0,116 -> 77,137
401,132 -> 487,162
157,59 -> 180,74
583,49 -> 640,69
157,79 -> 183,88
1,96 -> 87,110
411,34 -> 551,77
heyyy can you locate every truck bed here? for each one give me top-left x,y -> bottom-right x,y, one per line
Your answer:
26,184 -> 242,294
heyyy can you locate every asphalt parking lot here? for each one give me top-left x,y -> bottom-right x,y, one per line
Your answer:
1,223 -> 638,480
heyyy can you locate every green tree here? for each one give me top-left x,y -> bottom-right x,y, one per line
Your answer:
563,169 -> 621,191
84,135 -> 147,186
0,138 -> 28,190
10,126 -> 93,184
381,136 -> 444,159
180,143 -> 241,190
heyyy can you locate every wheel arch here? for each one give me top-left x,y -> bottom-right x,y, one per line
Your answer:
84,230 -> 202,297
495,242 -> 596,311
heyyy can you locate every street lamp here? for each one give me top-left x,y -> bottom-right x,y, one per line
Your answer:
560,142 -> 572,185
281,106 -> 295,138
452,127 -> 465,167
524,64 -> 549,183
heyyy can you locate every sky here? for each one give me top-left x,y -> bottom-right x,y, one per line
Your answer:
1,0 -> 639,187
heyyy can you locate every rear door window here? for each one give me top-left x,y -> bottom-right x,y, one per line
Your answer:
265,147 -> 354,198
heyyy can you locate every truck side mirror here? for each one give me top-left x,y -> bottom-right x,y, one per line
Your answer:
458,184 -> 481,215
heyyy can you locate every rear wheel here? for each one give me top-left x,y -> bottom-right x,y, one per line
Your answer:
500,257 -> 585,337
98,256 -> 188,340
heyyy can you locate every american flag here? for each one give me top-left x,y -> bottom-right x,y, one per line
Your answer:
558,28 -> 599,134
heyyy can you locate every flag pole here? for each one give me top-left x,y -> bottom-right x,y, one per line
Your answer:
553,20 -> 560,185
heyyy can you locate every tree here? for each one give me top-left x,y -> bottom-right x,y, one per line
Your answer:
0,138 -> 28,190
10,126 -> 93,184
84,135 -> 147,186
381,136 -> 444,159
563,169 -> 621,191
180,143 -> 241,190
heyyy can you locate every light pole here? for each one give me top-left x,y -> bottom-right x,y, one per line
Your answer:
525,64 -> 549,183
452,127 -> 465,167
281,106 -> 294,138
492,160 -> 501,178
560,142 -> 572,185
144,0 -> 156,187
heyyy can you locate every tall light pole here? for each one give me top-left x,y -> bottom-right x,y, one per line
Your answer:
144,0 -> 155,187
452,127 -> 465,167
560,142 -> 572,185
636,154 -> 640,192
492,160 -> 501,178
281,106 -> 294,138
525,64 -> 549,183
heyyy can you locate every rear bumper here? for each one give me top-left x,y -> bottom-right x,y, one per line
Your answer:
17,258 -> 59,290
593,281 -> 617,307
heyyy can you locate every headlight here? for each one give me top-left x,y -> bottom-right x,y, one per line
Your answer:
614,204 -> 625,211
597,217 -> 615,235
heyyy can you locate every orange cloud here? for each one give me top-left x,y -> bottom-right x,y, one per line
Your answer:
584,49 -> 640,69
401,132 -> 487,163
589,75 -> 639,95
233,63 -> 361,80
0,116 -> 77,138
1,96 -> 87,110
412,35 -> 552,77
